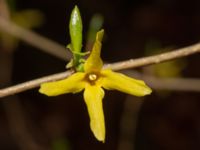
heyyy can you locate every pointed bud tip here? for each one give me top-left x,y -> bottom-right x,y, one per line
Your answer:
74,5 -> 78,9
71,5 -> 81,17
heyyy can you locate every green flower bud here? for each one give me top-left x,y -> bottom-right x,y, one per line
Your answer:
69,5 -> 82,53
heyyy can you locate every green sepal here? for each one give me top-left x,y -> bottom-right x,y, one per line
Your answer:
79,58 -> 86,63
66,57 -> 86,72
66,43 -> 73,51
67,43 -> 89,56
66,42 -> 89,69
76,63 -> 84,72
66,59 -> 74,69
73,51 -> 90,56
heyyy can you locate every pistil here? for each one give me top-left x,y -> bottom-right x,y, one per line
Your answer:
88,73 -> 97,81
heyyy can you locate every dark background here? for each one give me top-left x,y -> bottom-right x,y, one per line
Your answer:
1,0 -> 200,150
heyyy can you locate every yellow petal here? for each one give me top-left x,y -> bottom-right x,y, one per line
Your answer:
101,70 -> 152,96
84,84 -> 105,142
39,72 -> 85,96
84,30 -> 104,73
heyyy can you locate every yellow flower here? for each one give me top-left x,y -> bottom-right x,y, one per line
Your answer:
39,29 -> 152,142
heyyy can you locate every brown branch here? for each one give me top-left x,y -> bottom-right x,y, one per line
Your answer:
0,42 -> 200,97
144,76 -> 200,92
0,70 -> 74,98
123,70 -> 200,92
0,17 -> 71,61
105,42 -> 200,70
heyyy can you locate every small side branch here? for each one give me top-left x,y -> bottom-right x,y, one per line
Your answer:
105,43 -> 200,70
144,76 -> 200,92
0,17 -> 71,61
0,70 -> 74,98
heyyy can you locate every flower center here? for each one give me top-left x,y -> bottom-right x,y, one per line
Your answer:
88,73 -> 98,81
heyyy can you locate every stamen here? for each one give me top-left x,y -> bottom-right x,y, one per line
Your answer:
88,74 -> 97,81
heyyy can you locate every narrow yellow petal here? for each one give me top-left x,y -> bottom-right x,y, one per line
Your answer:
101,70 -> 152,96
39,72 -> 85,96
84,30 -> 104,73
84,84 -> 105,142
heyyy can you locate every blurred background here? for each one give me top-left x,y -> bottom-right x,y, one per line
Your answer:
0,0 -> 200,150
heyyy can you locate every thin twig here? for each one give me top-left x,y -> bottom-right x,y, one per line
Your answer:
105,42 -> 200,70
0,70 -> 74,98
125,70 -> 200,92
144,76 -> 200,92
0,41 -> 200,97
0,17 -> 71,61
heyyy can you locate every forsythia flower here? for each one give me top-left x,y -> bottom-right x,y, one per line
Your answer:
39,29 -> 152,142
